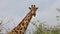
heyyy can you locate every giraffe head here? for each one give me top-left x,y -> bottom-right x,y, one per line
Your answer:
29,5 -> 38,16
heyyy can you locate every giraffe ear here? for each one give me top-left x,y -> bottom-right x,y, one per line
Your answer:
29,7 -> 31,9
36,7 -> 38,9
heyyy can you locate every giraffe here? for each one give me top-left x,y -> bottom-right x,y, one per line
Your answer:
9,5 -> 38,34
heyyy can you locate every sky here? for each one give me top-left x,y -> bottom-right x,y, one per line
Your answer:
0,0 -> 60,34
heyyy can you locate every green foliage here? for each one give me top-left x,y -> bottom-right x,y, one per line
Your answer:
56,16 -> 60,21
32,20 -> 60,34
56,8 -> 60,21
56,8 -> 60,12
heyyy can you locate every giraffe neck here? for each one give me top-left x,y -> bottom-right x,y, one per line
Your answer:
18,11 -> 33,33
9,11 -> 34,34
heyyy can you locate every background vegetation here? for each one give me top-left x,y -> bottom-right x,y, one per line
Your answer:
32,20 -> 60,34
31,8 -> 60,34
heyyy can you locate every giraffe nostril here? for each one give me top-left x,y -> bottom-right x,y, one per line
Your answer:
34,14 -> 36,16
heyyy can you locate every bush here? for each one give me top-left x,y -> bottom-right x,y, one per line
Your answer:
32,20 -> 60,34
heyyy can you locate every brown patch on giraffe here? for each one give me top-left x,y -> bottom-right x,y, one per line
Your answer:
24,19 -> 29,26
21,22 -> 24,26
14,26 -> 19,30
17,30 -> 21,34
14,30 -> 18,34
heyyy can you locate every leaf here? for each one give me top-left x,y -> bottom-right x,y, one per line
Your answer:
31,22 -> 36,25
56,16 -> 60,18
56,8 -> 60,12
